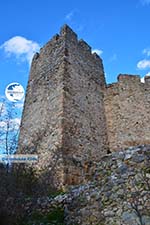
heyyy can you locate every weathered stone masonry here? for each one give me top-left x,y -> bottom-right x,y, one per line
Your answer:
105,74 -> 150,151
18,25 -> 109,188
18,24 -> 150,189
10,145 -> 150,225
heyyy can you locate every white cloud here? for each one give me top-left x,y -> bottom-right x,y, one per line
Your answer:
140,0 -> 150,5
92,49 -> 103,56
141,72 -> 150,83
146,71 -> 150,76
0,36 -> 40,65
65,11 -> 75,20
137,59 -> 150,69
143,48 -> 150,56
141,77 -> 145,83
65,9 -> 79,21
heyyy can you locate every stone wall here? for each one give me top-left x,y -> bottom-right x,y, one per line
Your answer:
60,25 -> 109,185
18,24 -> 108,189
104,74 -> 150,151
65,145 -> 150,225
8,145 -> 150,225
18,29 -> 67,189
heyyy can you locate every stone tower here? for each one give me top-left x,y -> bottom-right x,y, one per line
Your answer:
18,25 -> 108,189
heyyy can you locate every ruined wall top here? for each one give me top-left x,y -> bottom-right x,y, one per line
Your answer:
104,73 -> 150,151
106,73 -> 150,92
31,24 -> 103,68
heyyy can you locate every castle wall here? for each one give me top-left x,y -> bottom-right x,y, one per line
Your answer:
60,26 -> 108,185
18,24 -> 150,190
104,74 -> 150,151
18,31 -> 68,188
18,25 -> 108,189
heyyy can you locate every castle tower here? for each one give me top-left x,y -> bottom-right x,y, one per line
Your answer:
18,25 -> 108,189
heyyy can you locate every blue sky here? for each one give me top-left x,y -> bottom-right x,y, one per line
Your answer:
1,0 -> 150,99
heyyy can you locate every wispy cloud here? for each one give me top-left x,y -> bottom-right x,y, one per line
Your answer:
65,9 -> 84,32
0,36 -> 40,65
143,48 -> 150,56
137,59 -> 150,69
65,11 -> 75,21
109,53 -> 117,62
137,46 -> 150,70
140,0 -> 150,5
92,49 -> 103,56
65,9 -> 78,21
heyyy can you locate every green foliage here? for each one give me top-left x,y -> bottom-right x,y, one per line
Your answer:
48,189 -> 66,198
17,207 -> 65,225
47,208 -> 64,222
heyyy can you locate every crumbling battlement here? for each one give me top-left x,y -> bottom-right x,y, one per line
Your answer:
33,25 -> 103,72
104,74 -> 150,151
107,73 -> 150,89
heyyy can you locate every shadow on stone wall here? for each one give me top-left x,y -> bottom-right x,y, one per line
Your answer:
0,163 -> 61,225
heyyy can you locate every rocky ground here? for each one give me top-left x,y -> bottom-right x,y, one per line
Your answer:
1,145 -> 150,225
